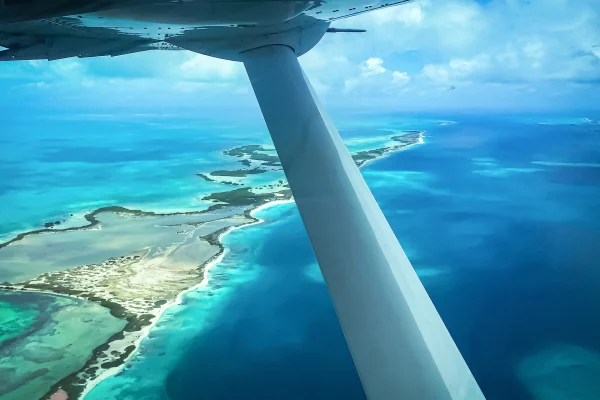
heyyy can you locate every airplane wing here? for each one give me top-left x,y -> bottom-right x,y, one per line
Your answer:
0,1 -> 487,399
0,0 -> 411,61
0,15 -> 178,60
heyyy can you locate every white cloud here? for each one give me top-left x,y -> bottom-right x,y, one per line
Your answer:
326,0 -> 600,84
360,57 -> 386,76
370,2 -> 425,26
422,64 -> 450,83
449,59 -> 475,76
179,54 -> 243,81
419,56 -> 489,86
392,71 -> 410,85
302,0 -> 600,110
1,0 -> 599,111
343,58 -> 411,95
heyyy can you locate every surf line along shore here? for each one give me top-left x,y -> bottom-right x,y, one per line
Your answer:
79,197 -> 296,399
0,131 -> 424,400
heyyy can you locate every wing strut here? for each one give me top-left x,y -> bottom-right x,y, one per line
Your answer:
241,44 -> 485,400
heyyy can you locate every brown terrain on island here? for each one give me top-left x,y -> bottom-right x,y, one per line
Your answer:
0,131 -> 423,400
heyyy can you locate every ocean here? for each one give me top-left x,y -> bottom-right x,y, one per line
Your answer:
2,112 -> 600,400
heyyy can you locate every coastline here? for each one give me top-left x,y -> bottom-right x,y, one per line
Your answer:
358,132 -> 425,169
76,132 -> 422,396
78,197 -> 296,398
0,131 -> 423,400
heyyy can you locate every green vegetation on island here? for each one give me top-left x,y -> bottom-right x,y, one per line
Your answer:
197,173 -> 242,185
352,131 -> 423,167
352,149 -> 389,167
224,145 -> 281,167
391,131 -> 422,144
203,187 -> 291,207
0,130 -> 424,400
210,168 -> 267,177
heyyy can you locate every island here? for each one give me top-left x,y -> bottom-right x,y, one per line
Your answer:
352,132 -> 424,167
209,168 -> 267,177
197,167 -> 268,185
223,144 -> 281,167
0,131 -> 423,400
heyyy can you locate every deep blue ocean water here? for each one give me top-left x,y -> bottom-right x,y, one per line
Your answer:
2,112 -> 600,399
367,117 -> 600,399
82,114 -> 600,400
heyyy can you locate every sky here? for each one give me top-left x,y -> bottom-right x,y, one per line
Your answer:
0,0 -> 599,114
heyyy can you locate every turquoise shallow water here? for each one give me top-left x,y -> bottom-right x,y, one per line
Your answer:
0,291 -> 125,400
0,295 -> 42,345
2,113 -> 600,400
0,113 -> 272,239
85,202 -> 365,399
0,112 -> 426,240
86,114 -> 600,400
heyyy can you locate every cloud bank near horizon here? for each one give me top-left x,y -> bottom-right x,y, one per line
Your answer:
1,0 -> 599,113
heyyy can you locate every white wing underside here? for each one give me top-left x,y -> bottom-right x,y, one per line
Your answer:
0,0 -> 409,60
0,1 -> 486,399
